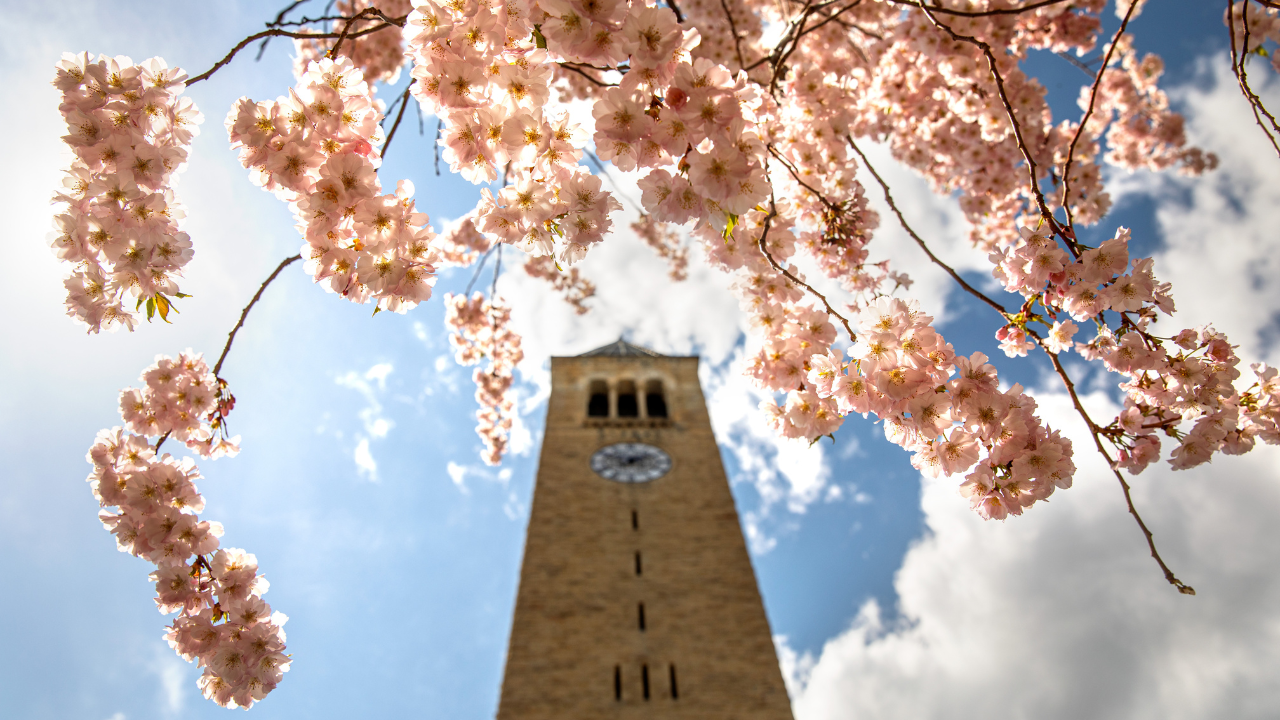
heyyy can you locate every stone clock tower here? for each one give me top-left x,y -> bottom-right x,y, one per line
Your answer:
495,339 -> 795,720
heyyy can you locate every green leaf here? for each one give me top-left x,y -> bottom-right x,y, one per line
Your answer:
533,25 -> 547,49
722,213 -> 738,241
372,305 -> 383,317
145,297 -> 155,320
155,294 -> 172,323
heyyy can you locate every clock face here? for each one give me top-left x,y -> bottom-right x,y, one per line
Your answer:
590,442 -> 672,483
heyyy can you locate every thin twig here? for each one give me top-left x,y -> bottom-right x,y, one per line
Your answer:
256,0 -> 315,59
847,136 -> 1011,318
1228,0 -> 1280,159
381,82 -> 414,160
1055,51 -> 1098,78
188,21 -> 400,84
328,7 -> 397,58
753,191 -> 857,342
433,119 -> 443,175
212,254 -> 302,378
883,0 -> 1078,17
1036,339 -> 1196,596
490,244 -> 504,298
465,247 -> 496,297
720,0 -> 749,70
912,1 -> 1065,240
1060,0 -> 1140,230
665,0 -> 686,23
557,62 -> 618,87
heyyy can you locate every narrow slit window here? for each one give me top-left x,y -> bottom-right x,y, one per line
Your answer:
645,379 -> 668,418
587,379 -> 609,417
669,664 -> 679,699
615,665 -> 622,701
631,510 -> 638,530
635,551 -> 643,576
617,379 -> 639,417
642,664 -> 651,700
638,603 -> 646,631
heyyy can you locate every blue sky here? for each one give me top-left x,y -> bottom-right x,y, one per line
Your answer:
3,2 -> 1280,718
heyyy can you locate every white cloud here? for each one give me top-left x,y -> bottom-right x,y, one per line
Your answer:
353,438 -> 378,482
151,646 -> 187,718
792,389 -> 1280,720
336,363 -> 397,481
447,461 -> 470,494
776,634 -> 817,700
445,460 -> 513,496
788,55 -> 1280,720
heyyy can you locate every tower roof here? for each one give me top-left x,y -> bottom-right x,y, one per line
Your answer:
578,336 -> 667,357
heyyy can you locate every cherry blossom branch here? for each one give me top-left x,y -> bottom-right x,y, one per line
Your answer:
882,0 -> 1080,17
1228,0 -> 1280,159
719,0 -> 749,70
188,20 -> 402,84
1060,0 -> 1141,230
557,62 -> 619,87
465,247 -> 497,297
381,82 -> 415,159
665,0 -> 686,23
911,1 -> 1065,238
754,193 -> 857,342
328,7 -> 405,58
254,0 -> 316,58
212,254 -> 302,378
793,0 -> 865,44
845,135 -> 1193,595
846,137 -> 1013,319
1033,336 -> 1197,595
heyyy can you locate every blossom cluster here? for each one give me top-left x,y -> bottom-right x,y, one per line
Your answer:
432,215 -> 493,267
226,56 -> 438,312
521,254 -> 595,314
87,352 -> 287,709
803,298 -> 1074,521
1227,1 -> 1280,73
444,292 -> 525,465
986,220 -> 1280,477
50,53 -> 203,333
118,350 -> 241,459
294,0 -> 415,86
404,0 -> 624,263
631,214 -> 688,281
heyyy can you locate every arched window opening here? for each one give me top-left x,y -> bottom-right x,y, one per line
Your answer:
638,602 -> 646,631
645,379 -> 667,418
669,664 -> 679,699
642,664 -> 651,700
617,379 -> 639,417
587,379 -> 609,417
614,665 -> 622,701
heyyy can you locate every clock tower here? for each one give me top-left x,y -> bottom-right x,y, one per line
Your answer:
495,339 -> 795,720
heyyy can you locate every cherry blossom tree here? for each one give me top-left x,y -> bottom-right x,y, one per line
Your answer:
46,0 -> 1280,708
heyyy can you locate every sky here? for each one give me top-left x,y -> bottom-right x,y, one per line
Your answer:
1,1 -> 1279,718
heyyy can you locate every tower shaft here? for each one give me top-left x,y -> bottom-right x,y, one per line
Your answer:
496,352 -> 795,720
